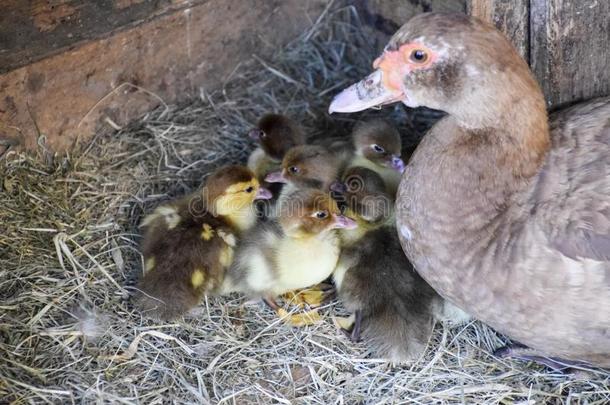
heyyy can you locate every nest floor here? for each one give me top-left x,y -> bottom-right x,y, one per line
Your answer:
2,6 -> 609,404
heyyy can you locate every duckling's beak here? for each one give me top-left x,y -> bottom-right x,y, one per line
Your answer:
330,180 -> 347,193
248,129 -> 264,140
255,187 -> 273,200
329,69 -> 403,114
265,170 -> 288,183
390,156 -> 405,173
331,214 -> 357,230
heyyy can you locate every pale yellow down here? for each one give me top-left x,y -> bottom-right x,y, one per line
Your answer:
191,268 -> 206,288
201,223 -> 215,240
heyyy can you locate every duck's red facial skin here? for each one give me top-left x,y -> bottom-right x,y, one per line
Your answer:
373,43 -> 437,95
328,43 -> 439,114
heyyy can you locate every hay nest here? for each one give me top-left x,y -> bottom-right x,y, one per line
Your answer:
1,5 -> 608,404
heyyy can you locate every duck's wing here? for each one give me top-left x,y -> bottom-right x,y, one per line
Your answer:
536,97 -> 610,262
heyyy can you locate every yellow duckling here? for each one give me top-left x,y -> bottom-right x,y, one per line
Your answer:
135,165 -> 272,320
221,188 -> 356,324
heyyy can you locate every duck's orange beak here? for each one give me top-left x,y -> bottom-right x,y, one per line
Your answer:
329,49 -> 408,114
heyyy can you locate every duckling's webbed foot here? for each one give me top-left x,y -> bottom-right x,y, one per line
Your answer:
334,310 -> 362,342
282,282 -> 336,308
494,344 -> 596,373
264,296 -> 322,327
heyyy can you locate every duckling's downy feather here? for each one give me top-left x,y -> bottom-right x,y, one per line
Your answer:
225,220 -> 340,297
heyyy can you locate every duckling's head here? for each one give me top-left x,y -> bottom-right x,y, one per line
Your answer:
352,120 -> 405,173
204,165 -> 272,217
277,189 -> 357,238
265,145 -> 341,190
332,167 -> 392,225
248,114 -> 305,161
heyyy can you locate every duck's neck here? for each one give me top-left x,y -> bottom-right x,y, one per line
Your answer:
405,93 -> 549,281
454,69 -> 550,179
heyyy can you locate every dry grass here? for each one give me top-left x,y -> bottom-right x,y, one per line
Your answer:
1,5 -> 608,404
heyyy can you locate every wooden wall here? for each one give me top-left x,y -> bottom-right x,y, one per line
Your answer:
468,0 -> 610,109
0,0 -> 327,152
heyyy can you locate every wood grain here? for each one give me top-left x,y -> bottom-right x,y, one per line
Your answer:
470,0 -> 610,108
530,0 -> 610,107
0,0 -> 326,151
0,0 -> 211,74
467,0 -> 529,61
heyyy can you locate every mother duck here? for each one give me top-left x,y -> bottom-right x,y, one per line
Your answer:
330,12 -> 610,367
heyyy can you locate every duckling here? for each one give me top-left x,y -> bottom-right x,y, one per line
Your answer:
314,120 -> 405,195
332,167 -> 455,362
265,145 -> 342,191
135,165 -> 272,320
348,119 -> 405,195
247,113 -> 305,181
221,188 -> 356,324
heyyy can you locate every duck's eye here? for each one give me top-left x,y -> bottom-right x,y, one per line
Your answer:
372,144 -> 385,153
315,211 -> 328,219
245,186 -> 254,193
260,131 -> 266,138
289,166 -> 300,174
410,49 -> 428,63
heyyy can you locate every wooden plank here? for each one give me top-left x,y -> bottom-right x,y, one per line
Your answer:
0,0 -> 211,74
354,0 -> 466,53
530,0 -> 610,107
0,0 -> 327,151
467,0 -> 529,61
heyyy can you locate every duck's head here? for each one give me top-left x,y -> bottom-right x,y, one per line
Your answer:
329,13 -> 545,130
331,167 -> 392,225
352,119 -> 404,173
205,165 -> 272,217
248,114 -> 305,161
265,145 -> 341,190
278,188 -> 357,238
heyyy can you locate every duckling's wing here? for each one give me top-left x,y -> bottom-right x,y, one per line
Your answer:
537,97 -> 610,262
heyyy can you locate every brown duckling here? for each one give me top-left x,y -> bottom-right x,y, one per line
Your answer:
221,188 -> 356,322
315,120 -> 405,195
348,120 -> 405,195
332,167 -> 468,362
265,144 -> 342,192
247,113 -> 305,181
135,165 -> 272,320
330,12 -> 610,368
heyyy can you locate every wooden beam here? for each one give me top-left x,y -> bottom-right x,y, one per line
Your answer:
0,0 -> 211,74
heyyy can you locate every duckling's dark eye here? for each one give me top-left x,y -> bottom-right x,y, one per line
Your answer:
260,131 -> 267,138
410,49 -> 428,63
245,186 -> 254,193
315,211 -> 328,219
372,144 -> 385,153
289,166 -> 300,174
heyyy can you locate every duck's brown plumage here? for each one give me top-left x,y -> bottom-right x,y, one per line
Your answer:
330,12 -> 610,366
